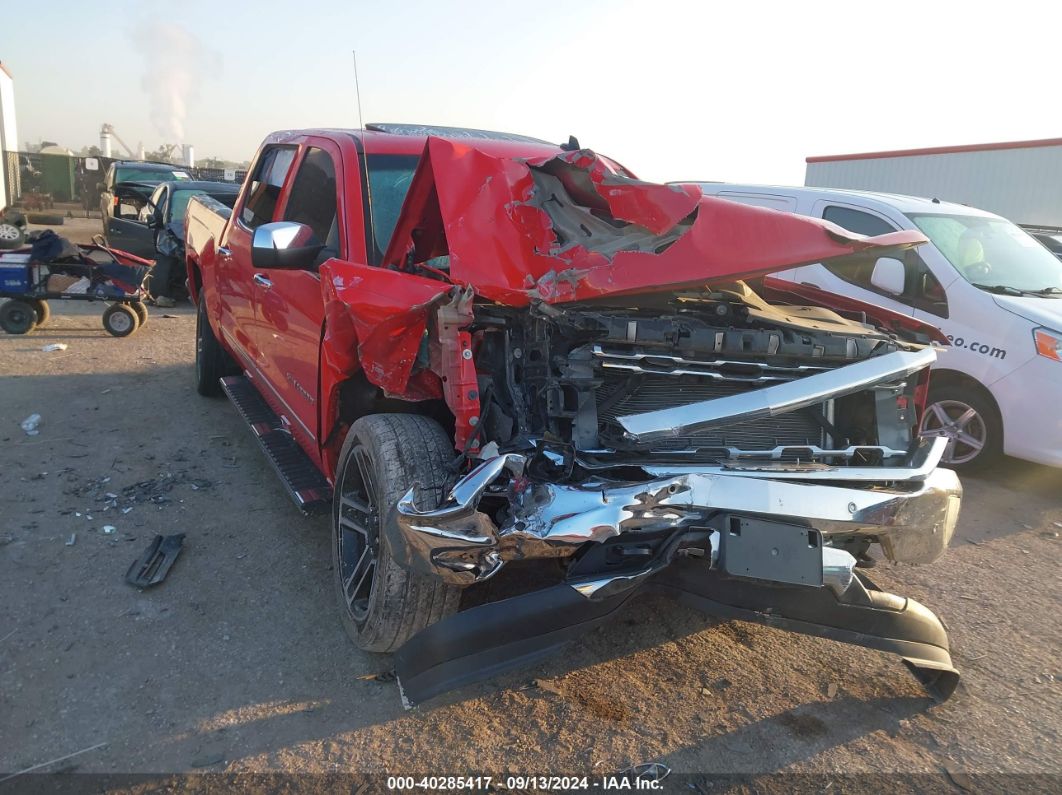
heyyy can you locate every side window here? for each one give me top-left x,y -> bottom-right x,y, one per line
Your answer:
905,249 -> 949,318
822,205 -> 949,318
241,146 -> 296,229
822,206 -> 896,238
716,192 -> 797,212
820,206 -> 898,289
282,147 -> 339,263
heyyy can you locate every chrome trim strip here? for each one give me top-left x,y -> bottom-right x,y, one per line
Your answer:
617,348 -> 936,443
634,437 -> 948,482
601,360 -> 790,384
578,443 -> 911,463
593,345 -> 834,374
246,361 -> 317,443
594,345 -> 833,385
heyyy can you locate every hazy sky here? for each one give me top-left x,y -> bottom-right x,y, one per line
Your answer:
5,0 -> 1061,184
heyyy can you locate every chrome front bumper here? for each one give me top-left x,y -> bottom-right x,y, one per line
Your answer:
392,437 -> 962,586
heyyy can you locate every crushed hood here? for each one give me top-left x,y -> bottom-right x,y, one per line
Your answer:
382,138 -> 928,305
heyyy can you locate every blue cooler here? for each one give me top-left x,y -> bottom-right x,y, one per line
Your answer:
0,254 -> 32,293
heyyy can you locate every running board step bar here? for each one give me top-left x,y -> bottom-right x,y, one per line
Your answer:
220,375 -> 332,515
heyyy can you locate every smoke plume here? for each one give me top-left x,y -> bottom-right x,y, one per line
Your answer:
130,21 -> 220,142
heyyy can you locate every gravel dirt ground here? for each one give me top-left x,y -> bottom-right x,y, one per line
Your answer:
1,221 -> 1060,792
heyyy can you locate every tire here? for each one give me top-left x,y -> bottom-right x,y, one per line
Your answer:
0,299 -> 38,334
26,213 -> 64,226
132,301 -> 148,326
195,293 -> 237,396
102,303 -> 139,337
920,383 -> 1003,471
332,414 -> 460,653
0,222 -> 24,249
31,299 -> 50,327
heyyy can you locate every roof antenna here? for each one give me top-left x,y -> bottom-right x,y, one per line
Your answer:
352,49 -> 365,130
560,135 -> 580,151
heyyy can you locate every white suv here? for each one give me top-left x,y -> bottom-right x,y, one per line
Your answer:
685,183 -> 1062,470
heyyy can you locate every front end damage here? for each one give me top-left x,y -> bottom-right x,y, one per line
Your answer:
331,138 -> 963,706
391,416 -> 961,707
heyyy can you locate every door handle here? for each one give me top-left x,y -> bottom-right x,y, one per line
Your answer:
217,246 -> 231,257
253,273 -> 273,288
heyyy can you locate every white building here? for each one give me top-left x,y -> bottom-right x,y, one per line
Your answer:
805,137 -> 1062,230
0,62 -> 17,210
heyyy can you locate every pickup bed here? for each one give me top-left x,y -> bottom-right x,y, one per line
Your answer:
186,124 -> 962,706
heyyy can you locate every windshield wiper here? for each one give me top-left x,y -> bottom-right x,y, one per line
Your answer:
973,283 -> 1062,298
973,283 -> 1024,296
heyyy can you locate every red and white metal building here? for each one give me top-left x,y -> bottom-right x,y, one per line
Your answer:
805,137 -> 1062,230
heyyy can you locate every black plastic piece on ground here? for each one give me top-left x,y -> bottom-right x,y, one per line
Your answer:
394,583 -> 639,706
220,376 -> 332,515
125,534 -> 185,588
394,560 -> 959,706
655,563 -> 959,702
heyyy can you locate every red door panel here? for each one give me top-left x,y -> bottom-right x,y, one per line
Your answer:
254,269 -> 326,448
216,222 -> 260,372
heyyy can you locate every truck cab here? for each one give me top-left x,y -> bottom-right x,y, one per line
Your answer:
689,184 -> 1062,470
100,161 -> 193,258
186,127 -> 564,470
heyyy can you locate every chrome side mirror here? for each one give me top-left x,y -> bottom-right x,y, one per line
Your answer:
251,221 -> 323,270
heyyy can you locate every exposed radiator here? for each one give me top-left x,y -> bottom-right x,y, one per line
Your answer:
596,371 -> 826,455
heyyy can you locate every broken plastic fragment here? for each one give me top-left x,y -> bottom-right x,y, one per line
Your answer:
102,525 -> 116,534
125,534 -> 185,588
20,414 -> 41,436
356,670 -> 396,682
41,343 -> 68,352
615,763 -> 671,783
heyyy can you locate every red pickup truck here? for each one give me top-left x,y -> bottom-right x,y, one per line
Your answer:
186,124 -> 963,706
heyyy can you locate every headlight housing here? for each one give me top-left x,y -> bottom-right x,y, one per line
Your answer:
1034,327 -> 1062,362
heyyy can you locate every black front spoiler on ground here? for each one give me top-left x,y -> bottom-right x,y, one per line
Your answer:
394,561 -> 959,707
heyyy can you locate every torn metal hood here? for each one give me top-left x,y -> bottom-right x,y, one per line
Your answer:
382,138 -> 927,305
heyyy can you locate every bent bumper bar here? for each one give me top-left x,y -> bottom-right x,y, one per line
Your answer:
393,456 -> 962,585
394,561 -> 959,707
617,348 -> 936,443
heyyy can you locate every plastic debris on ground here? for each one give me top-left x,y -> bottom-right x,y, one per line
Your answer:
68,471 -> 212,514
125,534 -> 185,588
356,671 -> 397,682
20,414 -> 41,436
101,525 -> 116,535
614,763 -> 671,784
41,343 -> 68,352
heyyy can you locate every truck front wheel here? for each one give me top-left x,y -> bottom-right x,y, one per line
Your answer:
332,414 -> 460,653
